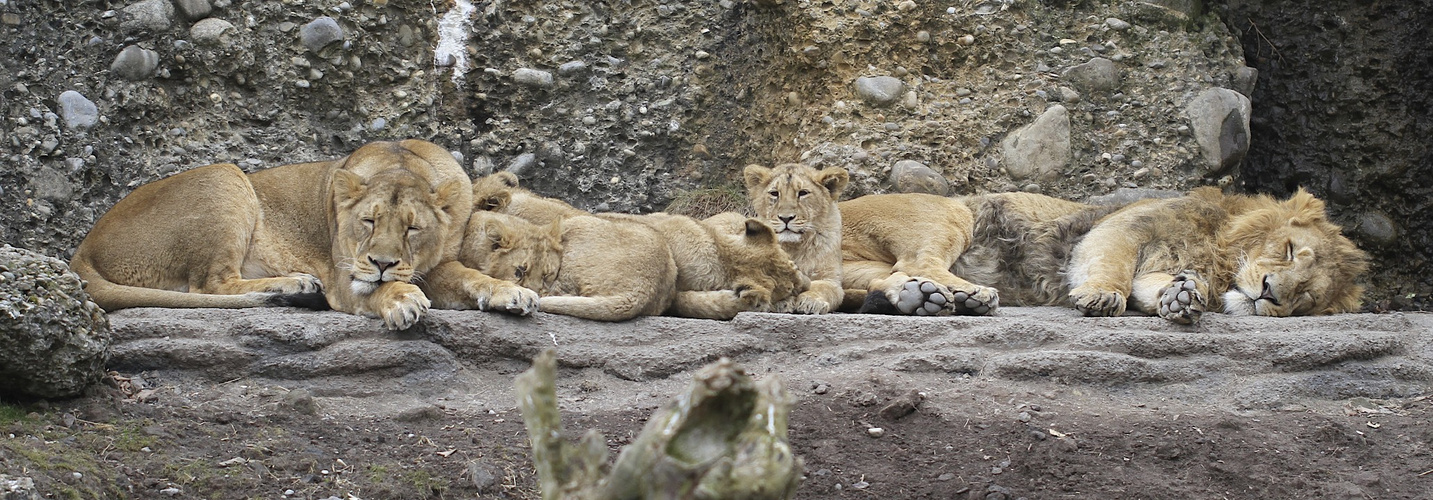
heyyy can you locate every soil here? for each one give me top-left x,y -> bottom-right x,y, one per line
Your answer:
4,307 -> 1431,499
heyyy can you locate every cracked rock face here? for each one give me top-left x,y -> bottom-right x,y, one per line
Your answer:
0,245 -> 110,399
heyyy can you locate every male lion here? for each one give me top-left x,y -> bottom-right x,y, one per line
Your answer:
742,163 -> 848,314
468,177 -> 807,320
70,139 -> 538,330
1068,187 -> 1368,323
839,192 -> 1116,316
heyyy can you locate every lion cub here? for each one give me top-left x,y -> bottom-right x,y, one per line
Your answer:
466,176 -> 808,320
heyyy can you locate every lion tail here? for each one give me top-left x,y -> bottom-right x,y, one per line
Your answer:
69,256 -> 329,312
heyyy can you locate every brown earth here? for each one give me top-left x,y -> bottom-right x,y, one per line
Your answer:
3,307 -> 1431,499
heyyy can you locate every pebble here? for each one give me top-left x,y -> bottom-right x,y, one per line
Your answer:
1105,17 -> 1131,31
506,153 -> 538,176
110,45 -> 159,81
513,68 -> 554,88
300,17 -> 345,54
854,76 -> 904,107
558,60 -> 587,76
1062,57 -> 1120,93
369,118 -> 386,131
173,0 -> 211,20
189,18 -> 235,46
867,427 -> 885,437
916,30 -> 930,43
57,91 -> 99,131
120,0 -> 174,32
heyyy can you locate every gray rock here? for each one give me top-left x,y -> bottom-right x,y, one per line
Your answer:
119,0 -> 174,32
558,60 -> 588,76
57,91 -> 99,131
513,68 -> 554,88
0,475 -> 42,500
506,152 -> 538,176
1062,57 -> 1120,94
854,76 -> 905,107
1232,66 -> 1259,97
173,0 -> 212,21
109,45 -> 159,81
1354,211 -> 1398,245
0,245 -> 110,399
28,165 -> 75,203
1185,87 -> 1251,176
468,461 -> 498,491
1105,17 -> 1132,30
189,18 -> 235,46
1001,104 -> 1070,181
300,17 -> 344,54
1085,187 -> 1182,206
889,160 -> 950,195
280,388 -> 316,415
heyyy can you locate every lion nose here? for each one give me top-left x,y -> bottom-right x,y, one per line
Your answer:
369,256 -> 399,274
778,215 -> 795,224
1259,275 -> 1280,304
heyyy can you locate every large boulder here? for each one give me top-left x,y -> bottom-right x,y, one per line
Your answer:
0,245 -> 110,399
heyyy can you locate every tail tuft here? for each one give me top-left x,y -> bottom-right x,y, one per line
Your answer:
267,292 -> 331,311
857,291 -> 899,315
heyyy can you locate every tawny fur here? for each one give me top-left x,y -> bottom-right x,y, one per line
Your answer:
69,140 -> 538,330
742,163 -> 849,314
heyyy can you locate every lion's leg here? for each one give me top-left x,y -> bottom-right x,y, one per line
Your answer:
196,273 -> 323,295
668,290 -> 748,320
421,260 -> 539,315
540,295 -> 650,322
1130,271 -> 1208,324
1067,224 -> 1142,317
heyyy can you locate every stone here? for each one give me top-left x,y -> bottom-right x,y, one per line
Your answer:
120,0 -> 173,32
189,18 -> 235,46
1232,66 -> 1259,97
0,475 -> 42,500
1354,211 -> 1398,245
889,160 -> 950,195
1185,87 -> 1251,176
28,165 -> 75,203
1062,57 -> 1119,93
512,68 -> 554,88
109,45 -> 159,81
506,153 -> 538,176
1001,104 -> 1070,181
0,245 -> 110,399
558,60 -> 587,76
300,17 -> 344,54
1105,17 -> 1131,30
57,91 -> 99,131
280,389 -> 317,415
468,461 -> 497,491
854,76 -> 905,107
173,0 -> 212,21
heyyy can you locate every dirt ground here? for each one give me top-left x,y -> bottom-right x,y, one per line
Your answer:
3,307 -> 1432,499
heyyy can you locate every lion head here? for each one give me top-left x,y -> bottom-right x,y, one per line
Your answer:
743,163 -> 849,245
331,167 -> 465,295
1220,188 -> 1369,316
460,209 -> 563,293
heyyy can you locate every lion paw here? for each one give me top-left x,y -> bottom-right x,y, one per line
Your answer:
891,278 -> 954,316
1157,272 -> 1206,324
284,273 -> 323,294
487,285 -> 539,316
790,291 -> 833,315
380,286 -> 431,330
949,285 -> 999,316
1071,285 -> 1126,317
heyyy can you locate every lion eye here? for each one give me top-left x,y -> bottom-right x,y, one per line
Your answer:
797,189 -> 811,198
361,218 -> 375,228
407,225 -> 421,233
515,266 -> 528,280
768,190 -> 780,198
1285,241 -> 1295,261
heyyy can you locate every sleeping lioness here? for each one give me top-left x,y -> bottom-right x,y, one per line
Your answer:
69,139 -> 538,329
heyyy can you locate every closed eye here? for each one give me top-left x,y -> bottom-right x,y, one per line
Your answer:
768,190 -> 780,198
362,218 -> 376,228
1285,241 -> 1295,261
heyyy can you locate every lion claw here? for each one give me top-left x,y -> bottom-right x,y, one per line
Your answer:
1072,285 -> 1125,317
383,289 -> 431,330
1157,272 -> 1205,324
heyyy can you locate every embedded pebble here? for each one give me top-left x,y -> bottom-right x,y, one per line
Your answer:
506,153 -> 538,176
173,0 -> 212,20
854,76 -> 904,107
867,427 -> 885,437
558,60 -> 587,76
1105,17 -> 1131,31
189,18 -> 235,46
369,118 -> 386,131
300,17 -> 345,54
110,45 -> 159,81
57,91 -> 99,131
513,68 -> 555,88
120,0 -> 174,32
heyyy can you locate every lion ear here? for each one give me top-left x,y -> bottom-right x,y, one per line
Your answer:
818,167 -> 850,196
743,218 -> 775,244
432,179 -> 467,216
743,164 -> 773,191
1285,188 -> 1328,224
477,191 -> 512,212
331,170 -> 366,205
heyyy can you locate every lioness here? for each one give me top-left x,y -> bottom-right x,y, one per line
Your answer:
742,163 -> 848,314
469,176 -> 808,320
1068,187 -> 1368,323
70,140 -> 537,329
839,192 -> 1116,316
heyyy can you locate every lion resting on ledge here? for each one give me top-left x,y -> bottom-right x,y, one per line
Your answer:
69,139 -> 537,330
1069,187 -> 1369,323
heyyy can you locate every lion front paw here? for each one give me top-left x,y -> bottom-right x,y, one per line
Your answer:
486,284 -> 539,316
379,284 -> 431,330
790,291 -> 834,315
284,273 -> 323,294
1157,272 -> 1206,324
950,285 -> 999,316
1071,285 -> 1126,317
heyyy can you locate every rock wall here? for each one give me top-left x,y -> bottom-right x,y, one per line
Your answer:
0,0 -> 1418,305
